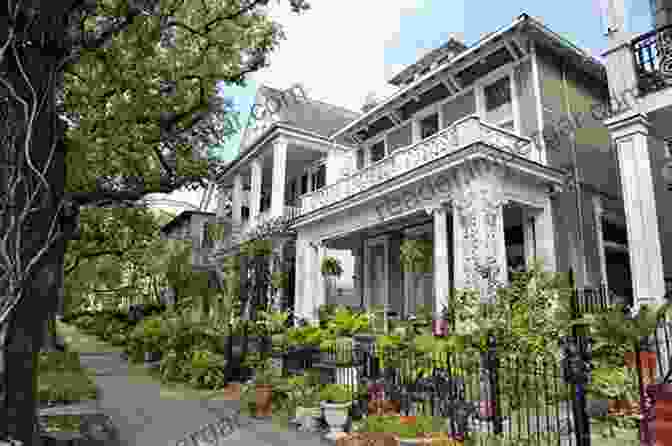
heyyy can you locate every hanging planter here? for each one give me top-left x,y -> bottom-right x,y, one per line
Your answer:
321,256 -> 344,277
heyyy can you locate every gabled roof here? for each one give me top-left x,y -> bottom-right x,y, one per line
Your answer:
216,86 -> 360,183
259,84 -> 360,138
389,38 -> 469,86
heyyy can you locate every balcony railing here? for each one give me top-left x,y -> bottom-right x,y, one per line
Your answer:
632,24 -> 672,96
300,115 -> 533,214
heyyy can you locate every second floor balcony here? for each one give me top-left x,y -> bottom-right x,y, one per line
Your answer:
632,23 -> 672,96
301,115 -> 536,214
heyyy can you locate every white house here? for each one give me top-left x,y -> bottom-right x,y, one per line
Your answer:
207,12 -> 672,323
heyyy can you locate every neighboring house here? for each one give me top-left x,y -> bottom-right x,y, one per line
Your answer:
600,0 -> 672,307
208,13 -> 654,323
160,210 -> 218,272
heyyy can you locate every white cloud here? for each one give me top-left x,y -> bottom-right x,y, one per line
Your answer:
251,0 -> 426,112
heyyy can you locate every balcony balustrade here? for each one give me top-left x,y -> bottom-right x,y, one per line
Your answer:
632,24 -> 672,96
300,115 -> 533,214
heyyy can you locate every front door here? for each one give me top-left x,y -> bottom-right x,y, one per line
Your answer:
365,236 -> 389,310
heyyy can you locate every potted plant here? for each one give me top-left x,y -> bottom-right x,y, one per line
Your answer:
353,415 -> 459,446
289,375 -> 323,432
320,383 -> 353,438
321,257 -> 343,306
253,358 -> 275,418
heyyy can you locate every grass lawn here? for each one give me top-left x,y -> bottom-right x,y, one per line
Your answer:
56,320 -> 231,402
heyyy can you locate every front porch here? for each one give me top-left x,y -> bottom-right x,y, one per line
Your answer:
293,150 -> 566,322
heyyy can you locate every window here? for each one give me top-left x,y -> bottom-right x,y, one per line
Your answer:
420,113 -> 439,139
485,76 -> 511,111
242,206 -> 250,219
370,141 -> 386,163
356,148 -> 365,169
289,181 -> 297,202
665,138 -> 672,158
312,164 -> 326,191
301,173 -> 309,194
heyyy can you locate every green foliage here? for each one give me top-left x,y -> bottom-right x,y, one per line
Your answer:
253,358 -> 275,385
324,306 -> 371,337
38,351 -> 99,405
580,303 -> 672,348
187,349 -> 227,389
286,324 -> 325,347
400,239 -> 433,273
285,375 -> 321,408
319,384 -> 352,403
320,256 -> 343,277
354,415 -> 444,438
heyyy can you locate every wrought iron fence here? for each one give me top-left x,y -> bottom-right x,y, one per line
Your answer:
275,341 -> 585,445
631,23 -> 672,95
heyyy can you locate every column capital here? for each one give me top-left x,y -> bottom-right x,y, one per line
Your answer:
605,112 -> 650,141
273,136 -> 289,149
424,202 -> 448,216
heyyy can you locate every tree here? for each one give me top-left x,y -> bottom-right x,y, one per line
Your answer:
63,207 -> 175,314
0,1 -> 310,443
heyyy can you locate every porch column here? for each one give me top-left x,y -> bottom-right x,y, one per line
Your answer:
316,243 -> 327,313
607,113 -> 665,307
271,138 -> 288,219
351,246 -> 363,308
451,160 -> 508,302
232,174 -> 243,224
426,204 -> 450,312
534,194 -> 558,273
270,237 -> 289,311
295,237 -> 316,324
250,158 -> 263,224
522,207 -> 536,269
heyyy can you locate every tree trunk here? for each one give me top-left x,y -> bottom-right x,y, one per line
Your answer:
0,4 -> 70,444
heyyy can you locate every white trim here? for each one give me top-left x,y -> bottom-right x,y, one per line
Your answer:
593,195 -> 610,300
530,42 -> 547,165
343,55 -> 531,158
510,67 -> 521,134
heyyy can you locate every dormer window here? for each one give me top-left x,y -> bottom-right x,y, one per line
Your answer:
420,113 -> 439,139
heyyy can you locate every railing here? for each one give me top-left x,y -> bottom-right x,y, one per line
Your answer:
300,115 -> 533,214
632,23 -> 672,96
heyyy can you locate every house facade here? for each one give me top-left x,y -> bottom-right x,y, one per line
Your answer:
209,12 -> 663,323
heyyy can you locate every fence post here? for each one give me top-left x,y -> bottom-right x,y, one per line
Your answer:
565,270 -> 592,446
487,333 -> 502,434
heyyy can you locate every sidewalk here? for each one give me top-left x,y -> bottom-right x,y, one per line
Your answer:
57,322 -> 333,446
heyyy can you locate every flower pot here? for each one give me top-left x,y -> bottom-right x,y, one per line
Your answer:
222,383 -> 241,400
625,351 -> 657,369
399,416 -> 416,425
255,384 -> 273,417
336,432 -> 399,446
321,401 -> 352,436
296,406 -> 321,432
368,399 -> 401,416
432,319 -> 449,337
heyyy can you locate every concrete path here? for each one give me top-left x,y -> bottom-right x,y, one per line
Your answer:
62,323 -> 333,446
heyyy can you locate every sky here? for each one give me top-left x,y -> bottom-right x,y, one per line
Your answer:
149,0 -> 655,213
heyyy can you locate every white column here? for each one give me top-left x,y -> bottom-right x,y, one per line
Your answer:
316,244 -> 327,314
295,237 -> 309,323
352,246 -> 363,307
250,158 -> 262,223
522,207 -> 536,269
452,204 -> 465,291
427,204 -> 450,312
593,196 -> 610,299
271,138 -> 288,219
534,194 -> 558,273
509,68 -> 521,134
232,174 -> 242,224
607,113 -> 665,307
